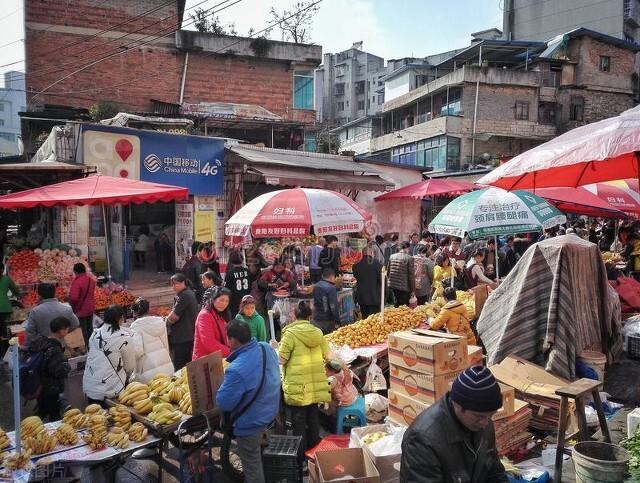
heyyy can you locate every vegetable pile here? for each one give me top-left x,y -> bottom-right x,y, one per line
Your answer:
621,429 -> 640,480
8,248 -> 89,285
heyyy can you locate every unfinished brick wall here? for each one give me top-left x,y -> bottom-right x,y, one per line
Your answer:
570,36 -> 635,93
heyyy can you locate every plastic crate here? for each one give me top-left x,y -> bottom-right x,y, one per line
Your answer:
628,335 -> 640,359
304,434 -> 350,460
263,435 -> 303,483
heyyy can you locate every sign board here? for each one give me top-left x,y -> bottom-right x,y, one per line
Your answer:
195,196 -> 216,211
81,125 -> 224,195
185,351 -> 224,416
194,211 -> 215,242
88,236 -> 108,273
175,202 -> 194,269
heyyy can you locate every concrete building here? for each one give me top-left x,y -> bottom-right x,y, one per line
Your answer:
23,0 -> 321,153
503,0 -> 635,43
315,43 -> 388,125
0,71 -> 26,156
360,29 -> 638,172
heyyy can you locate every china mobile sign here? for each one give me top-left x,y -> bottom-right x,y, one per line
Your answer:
82,125 -> 224,195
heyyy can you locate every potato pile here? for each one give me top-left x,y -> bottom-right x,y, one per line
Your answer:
326,306 -> 424,348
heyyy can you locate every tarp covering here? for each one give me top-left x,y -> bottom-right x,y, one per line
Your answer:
374,178 -> 475,201
477,235 -> 623,379
0,175 -> 189,208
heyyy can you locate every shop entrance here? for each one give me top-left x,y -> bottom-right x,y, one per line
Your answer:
127,202 -> 176,279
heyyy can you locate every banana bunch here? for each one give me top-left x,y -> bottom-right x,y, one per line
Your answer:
148,402 -> 182,426
89,414 -> 109,435
127,422 -> 148,443
0,427 -> 10,451
82,429 -> 106,450
175,368 -> 188,386
148,374 -> 173,396
118,382 -> 150,406
84,404 -> 106,417
178,391 -> 192,415
63,409 -> 90,429
108,405 -> 132,431
160,381 -> 186,404
2,449 -> 32,471
23,431 -> 57,455
132,396 -> 154,415
54,423 -> 78,446
106,427 -> 130,449
21,416 -> 45,440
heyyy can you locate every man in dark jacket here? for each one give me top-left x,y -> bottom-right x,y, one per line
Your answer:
182,242 -> 206,303
312,268 -> 340,334
319,236 -> 341,276
167,273 -> 199,371
27,316 -> 72,421
352,245 -> 382,318
388,241 -> 416,307
400,366 -> 507,483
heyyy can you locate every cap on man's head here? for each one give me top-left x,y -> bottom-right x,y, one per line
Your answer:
450,366 -> 502,413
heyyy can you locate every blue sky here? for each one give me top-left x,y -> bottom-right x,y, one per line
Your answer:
0,0 -> 504,83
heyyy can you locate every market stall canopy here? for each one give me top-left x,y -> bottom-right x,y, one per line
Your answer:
225,188 -> 372,238
477,105 -> 640,189
583,179 -> 640,215
476,235 -> 623,379
530,186 -> 628,219
374,178 -> 475,201
0,175 -> 189,208
428,187 -> 566,239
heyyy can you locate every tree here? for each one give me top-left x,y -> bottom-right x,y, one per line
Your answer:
89,101 -> 122,121
269,1 -> 320,44
189,7 -> 233,35
316,130 -> 340,154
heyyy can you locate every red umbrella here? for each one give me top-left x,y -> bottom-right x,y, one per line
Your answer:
583,179 -> 640,215
0,175 -> 188,208
477,107 -> 640,189
374,178 -> 475,201
531,187 -> 627,219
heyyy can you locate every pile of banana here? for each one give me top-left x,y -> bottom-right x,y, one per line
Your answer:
23,430 -> 58,455
82,429 -> 106,450
0,427 -> 10,451
106,427 -> 130,449
63,408 -> 90,429
178,391 -> 192,415
127,422 -> 148,443
54,423 -> 79,446
148,373 -> 173,394
118,382 -> 150,407
148,402 -> 182,426
2,449 -> 32,472
132,396 -> 154,415
108,405 -> 131,431
21,416 -> 46,441
85,404 -> 106,417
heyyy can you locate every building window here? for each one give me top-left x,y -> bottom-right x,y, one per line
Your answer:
336,101 -> 344,111
515,101 -> 529,120
570,96 -> 584,121
357,100 -> 365,111
0,132 -> 14,141
293,70 -> 314,110
538,102 -> 558,125
378,95 -> 384,105
0,120 -> 4,127
0,104 -> 4,112
599,56 -> 610,72
346,100 -> 349,108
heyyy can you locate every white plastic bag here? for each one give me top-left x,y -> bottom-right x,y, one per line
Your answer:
368,426 -> 406,457
365,393 -> 388,422
408,294 -> 418,309
363,357 -> 387,392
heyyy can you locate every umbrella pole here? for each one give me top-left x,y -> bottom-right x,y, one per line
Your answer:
380,266 -> 386,323
614,219 -> 620,253
495,235 -> 500,281
102,203 -> 112,281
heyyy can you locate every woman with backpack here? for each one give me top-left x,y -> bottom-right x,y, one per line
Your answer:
83,305 -> 136,405
130,298 -> 174,383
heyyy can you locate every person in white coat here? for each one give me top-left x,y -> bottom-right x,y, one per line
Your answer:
130,298 -> 174,383
83,304 -> 136,405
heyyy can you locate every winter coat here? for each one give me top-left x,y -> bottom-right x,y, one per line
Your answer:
83,324 -> 136,401
352,255 -> 382,306
432,265 -> 455,288
27,335 -> 70,395
192,308 -> 230,360
0,274 -> 19,314
400,394 -> 507,483
279,320 -> 331,407
69,273 -> 96,318
312,280 -> 340,325
319,246 -> 341,275
25,299 -> 80,345
413,255 -> 433,297
388,251 -> 416,293
430,300 -> 476,345
234,312 -> 267,342
216,340 -> 281,437
130,315 -> 175,383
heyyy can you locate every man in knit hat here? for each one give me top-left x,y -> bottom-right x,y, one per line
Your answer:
400,366 -> 508,482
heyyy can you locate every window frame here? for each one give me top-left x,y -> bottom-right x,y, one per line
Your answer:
599,55 -> 610,72
293,70 -> 314,110
569,95 -> 585,122
515,101 -> 530,121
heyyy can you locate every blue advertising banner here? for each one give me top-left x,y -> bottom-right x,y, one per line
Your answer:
82,125 -> 224,195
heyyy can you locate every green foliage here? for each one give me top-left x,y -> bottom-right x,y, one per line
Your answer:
269,1 -> 320,44
89,101 -> 122,121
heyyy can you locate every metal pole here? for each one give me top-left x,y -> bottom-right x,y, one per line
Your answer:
12,345 -> 20,453
102,203 -> 112,281
271,126 -> 274,148
179,52 -> 189,104
495,235 -> 500,280
380,266 -> 386,323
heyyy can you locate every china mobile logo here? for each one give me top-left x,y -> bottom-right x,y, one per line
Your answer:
144,154 -> 162,173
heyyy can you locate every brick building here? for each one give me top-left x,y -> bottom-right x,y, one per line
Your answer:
24,0 -> 321,151
354,28 -> 638,171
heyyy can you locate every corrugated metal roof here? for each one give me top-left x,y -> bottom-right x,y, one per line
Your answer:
227,145 -> 380,173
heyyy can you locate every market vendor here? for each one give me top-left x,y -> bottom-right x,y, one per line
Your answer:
258,257 -> 296,309
312,268 -> 340,335
319,235 -> 341,276
166,273 -> 199,371
430,287 -> 477,345
352,245 -> 382,318
400,366 -> 507,482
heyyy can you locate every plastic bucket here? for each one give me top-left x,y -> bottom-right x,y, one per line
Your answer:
578,350 -> 607,382
573,442 -> 629,483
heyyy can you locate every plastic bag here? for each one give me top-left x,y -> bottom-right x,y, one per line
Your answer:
363,357 -> 386,392
408,295 -> 418,309
364,393 -> 388,422
368,425 -> 405,457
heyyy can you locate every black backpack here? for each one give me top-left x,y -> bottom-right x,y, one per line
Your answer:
19,349 -> 46,400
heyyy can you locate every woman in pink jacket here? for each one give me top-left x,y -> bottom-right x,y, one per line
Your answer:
192,286 -> 231,360
69,263 -> 96,344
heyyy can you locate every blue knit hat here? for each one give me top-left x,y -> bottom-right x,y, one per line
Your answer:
450,366 -> 502,412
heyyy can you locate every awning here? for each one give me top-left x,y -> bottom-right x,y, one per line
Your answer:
530,186 -> 627,219
0,175 -> 188,208
375,178 -> 475,201
251,165 -> 392,192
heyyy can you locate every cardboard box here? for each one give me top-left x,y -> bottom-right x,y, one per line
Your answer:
467,345 -> 484,367
492,383 -> 516,420
388,329 -> 468,376
350,423 -> 404,483
63,327 -> 86,358
387,389 -> 430,427
186,351 -> 224,415
309,460 -> 319,483
316,447 -> 380,483
389,363 -> 459,404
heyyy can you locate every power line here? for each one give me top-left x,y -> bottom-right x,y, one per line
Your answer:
0,7 -> 22,24
0,39 -> 23,50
